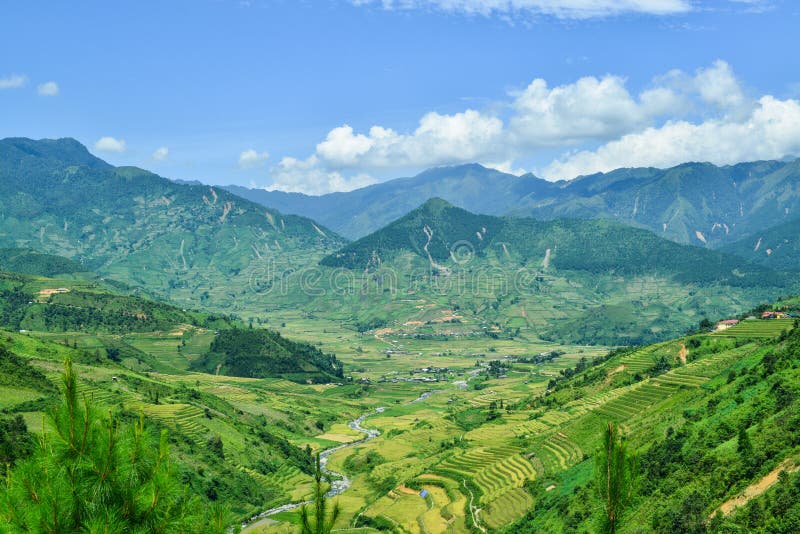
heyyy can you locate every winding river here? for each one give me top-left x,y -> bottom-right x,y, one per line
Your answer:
241,406 -> 385,531
242,390 -> 439,531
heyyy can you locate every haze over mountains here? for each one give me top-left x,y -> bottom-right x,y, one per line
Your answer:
227,159 -> 800,249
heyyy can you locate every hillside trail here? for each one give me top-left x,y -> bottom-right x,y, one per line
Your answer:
713,457 -> 799,516
463,480 -> 487,533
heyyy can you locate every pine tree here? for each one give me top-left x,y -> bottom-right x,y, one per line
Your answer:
299,453 -> 340,534
1,357 -> 230,533
595,421 -> 638,534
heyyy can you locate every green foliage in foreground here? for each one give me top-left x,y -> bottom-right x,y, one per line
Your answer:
192,328 -> 344,383
508,324 -> 800,533
595,422 -> 638,534
0,359 -> 231,533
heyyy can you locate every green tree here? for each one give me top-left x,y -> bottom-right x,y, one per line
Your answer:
737,427 -> 753,457
595,421 -> 638,534
299,453 -> 340,534
0,357 -> 229,533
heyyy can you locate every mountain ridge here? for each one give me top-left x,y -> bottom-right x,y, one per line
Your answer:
0,137 -> 347,313
228,158 -> 800,255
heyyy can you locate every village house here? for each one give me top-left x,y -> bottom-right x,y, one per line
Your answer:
715,319 -> 739,331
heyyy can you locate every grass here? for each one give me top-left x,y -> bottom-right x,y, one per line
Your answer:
0,385 -> 45,410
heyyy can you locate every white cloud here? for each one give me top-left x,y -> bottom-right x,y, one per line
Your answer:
314,110 -> 503,170
542,96 -> 800,179
0,74 -> 28,90
93,136 -> 126,153
693,60 -> 745,110
152,147 -> 169,161
269,155 -> 376,195
37,81 -> 59,96
238,149 -> 270,169
351,0 -> 692,19
509,75 -> 664,146
269,59 -> 800,192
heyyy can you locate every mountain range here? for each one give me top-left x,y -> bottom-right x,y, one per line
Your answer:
0,137 -> 345,312
2,137 -> 798,345
226,160 -> 800,250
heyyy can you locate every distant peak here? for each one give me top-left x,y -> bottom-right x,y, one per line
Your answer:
418,197 -> 454,211
1,137 -> 107,168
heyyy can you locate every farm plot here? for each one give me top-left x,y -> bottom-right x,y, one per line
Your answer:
134,403 -> 207,442
435,446 -> 536,505
481,488 -> 533,531
535,433 -> 584,473
711,319 -> 794,339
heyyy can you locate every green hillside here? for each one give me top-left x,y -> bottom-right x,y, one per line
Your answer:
191,328 -> 344,383
0,137 -> 346,313
0,248 -> 85,276
721,217 -> 800,271
503,318 -> 800,533
309,199 -> 793,345
322,198 -> 784,286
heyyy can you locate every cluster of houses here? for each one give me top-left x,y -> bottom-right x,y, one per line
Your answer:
715,310 -> 797,331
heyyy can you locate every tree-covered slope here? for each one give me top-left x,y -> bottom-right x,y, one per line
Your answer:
503,312 -> 800,533
0,137 -> 346,312
0,332 -> 328,526
191,328 -> 344,383
321,198 -> 784,288
0,248 -> 85,276
0,269 -> 233,334
721,217 -> 800,271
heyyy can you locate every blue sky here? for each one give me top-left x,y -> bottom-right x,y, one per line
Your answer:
2,0 -> 799,193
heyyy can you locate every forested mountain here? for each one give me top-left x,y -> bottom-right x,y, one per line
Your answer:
192,328 -> 344,383
322,198 -> 784,287
230,159 -> 800,252
518,159 -> 800,249
0,137 -> 346,312
309,199 -> 795,345
722,217 -> 800,271
0,248 -> 86,276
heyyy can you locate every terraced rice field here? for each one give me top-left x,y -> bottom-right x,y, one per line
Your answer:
435,445 -> 536,509
79,382 -> 135,406
135,403 -> 208,442
481,488 -> 533,530
474,454 -> 537,502
711,319 -> 794,339
512,419 -> 551,438
537,433 -> 583,472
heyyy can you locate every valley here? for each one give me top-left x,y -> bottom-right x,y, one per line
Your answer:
2,140 -> 800,533
3,259 -> 799,532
